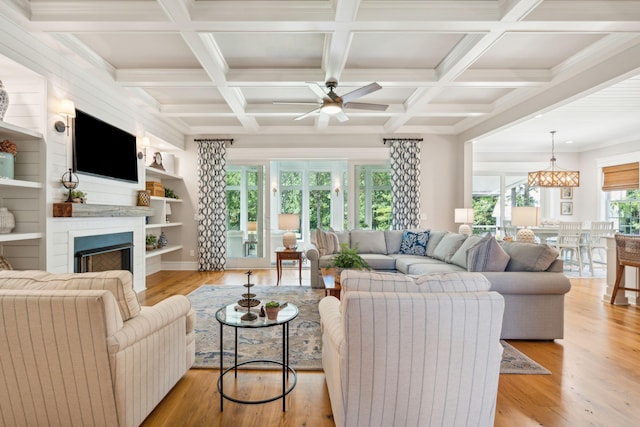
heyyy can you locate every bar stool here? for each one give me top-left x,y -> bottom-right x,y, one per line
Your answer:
610,233 -> 640,304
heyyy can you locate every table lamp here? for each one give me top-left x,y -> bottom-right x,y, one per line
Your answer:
511,206 -> 540,243
247,221 -> 257,242
278,213 -> 300,249
454,208 -> 474,235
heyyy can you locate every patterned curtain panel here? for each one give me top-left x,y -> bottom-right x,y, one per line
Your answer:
196,139 -> 229,271
389,139 -> 422,230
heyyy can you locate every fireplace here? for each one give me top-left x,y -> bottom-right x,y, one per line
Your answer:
74,232 -> 134,274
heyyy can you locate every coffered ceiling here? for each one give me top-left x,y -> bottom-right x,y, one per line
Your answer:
3,0 -> 640,153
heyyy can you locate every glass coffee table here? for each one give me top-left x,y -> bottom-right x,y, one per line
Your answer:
215,302 -> 299,411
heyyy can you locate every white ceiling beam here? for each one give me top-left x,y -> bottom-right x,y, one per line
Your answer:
116,69 -> 213,86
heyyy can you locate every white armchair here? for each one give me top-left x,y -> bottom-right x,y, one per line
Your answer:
0,270 -> 195,427
319,270 -> 505,427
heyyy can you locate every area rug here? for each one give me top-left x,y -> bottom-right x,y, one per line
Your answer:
187,285 -> 550,374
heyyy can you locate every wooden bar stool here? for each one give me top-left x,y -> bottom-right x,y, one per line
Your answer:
610,233 -> 640,304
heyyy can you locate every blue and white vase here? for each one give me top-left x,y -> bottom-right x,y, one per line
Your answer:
0,80 -> 8,121
157,232 -> 168,248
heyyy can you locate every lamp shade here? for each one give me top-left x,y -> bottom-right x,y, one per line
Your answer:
165,204 -> 172,215
247,221 -> 257,232
278,214 -> 300,249
511,206 -> 540,227
454,208 -> 474,223
278,214 -> 299,231
57,99 -> 76,118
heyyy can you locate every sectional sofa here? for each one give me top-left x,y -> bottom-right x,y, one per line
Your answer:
306,229 -> 572,340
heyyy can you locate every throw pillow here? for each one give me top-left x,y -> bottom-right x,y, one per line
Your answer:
313,229 -> 339,256
466,234 -> 510,272
350,230 -> 387,254
431,233 -> 468,263
499,241 -> 560,271
425,230 -> 449,257
399,230 -> 430,255
449,235 -> 482,268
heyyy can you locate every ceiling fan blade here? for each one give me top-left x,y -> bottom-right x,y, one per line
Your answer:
273,101 -> 321,106
334,110 -> 349,122
340,82 -> 382,104
295,107 -> 321,121
343,102 -> 388,111
306,82 -> 328,100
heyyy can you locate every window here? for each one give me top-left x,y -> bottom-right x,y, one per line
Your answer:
226,165 -> 264,258
357,165 -> 392,230
308,171 -> 331,231
608,189 -> 640,234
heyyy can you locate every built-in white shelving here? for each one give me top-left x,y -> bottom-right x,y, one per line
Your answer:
145,244 -> 183,259
0,232 -> 43,243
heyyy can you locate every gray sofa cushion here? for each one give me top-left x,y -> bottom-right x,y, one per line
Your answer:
384,230 -> 405,254
335,231 -> 350,247
500,241 -> 560,272
407,262 -> 466,275
449,235 -> 482,268
350,230 -> 387,254
466,235 -> 510,272
425,230 -> 449,257
432,233 -> 468,263
359,254 -> 396,270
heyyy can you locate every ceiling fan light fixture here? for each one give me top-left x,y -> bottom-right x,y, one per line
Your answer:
528,131 -> 580,188
321,100 -> 341,115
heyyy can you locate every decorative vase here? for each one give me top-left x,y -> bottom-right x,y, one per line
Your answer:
137,190 -> 151,206
265,307 -> 280,321
0,152 -> 14,179
0,207 -> 15,234
0,80 -> 8,121
157,232 -> 168,248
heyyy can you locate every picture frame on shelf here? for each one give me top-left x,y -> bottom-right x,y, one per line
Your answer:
560,187 -> 573,199
561,202 -> 573,216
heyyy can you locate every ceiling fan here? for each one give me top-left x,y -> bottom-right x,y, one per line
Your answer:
274,78 -> 388,122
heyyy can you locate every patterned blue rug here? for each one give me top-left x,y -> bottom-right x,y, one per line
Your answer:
187,285 -> 550,374
187,285 -> 325,370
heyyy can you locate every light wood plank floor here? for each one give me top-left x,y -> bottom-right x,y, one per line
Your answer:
138,268 -> 640,427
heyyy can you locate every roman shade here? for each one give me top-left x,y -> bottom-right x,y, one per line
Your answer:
602,162 -> 639,191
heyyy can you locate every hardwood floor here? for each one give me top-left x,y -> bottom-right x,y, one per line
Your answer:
138,269 -> 640,427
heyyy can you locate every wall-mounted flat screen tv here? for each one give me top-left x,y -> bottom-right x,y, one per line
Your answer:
73,109 -> 139,183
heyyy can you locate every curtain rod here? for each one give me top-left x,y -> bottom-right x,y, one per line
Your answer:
194,138 -> 234,145
383,138 -> 423,144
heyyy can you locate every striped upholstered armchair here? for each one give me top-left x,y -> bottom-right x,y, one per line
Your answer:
319,270 -> 505,427
0,270 -> 195,427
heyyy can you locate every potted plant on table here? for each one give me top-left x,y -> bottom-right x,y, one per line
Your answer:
70,189 -> 87,203
330,243 -> 371,284
264,301 -> 280,320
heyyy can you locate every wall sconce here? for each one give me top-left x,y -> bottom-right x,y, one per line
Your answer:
137,136 -> 150,160
272,185 -> 278,195
334,186 -> 340,195
54,99 -> 76,135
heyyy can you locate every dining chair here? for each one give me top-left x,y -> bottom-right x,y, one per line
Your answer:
581,221 -> 614,274
610,233 -> 640,304
555,221 -> 584,275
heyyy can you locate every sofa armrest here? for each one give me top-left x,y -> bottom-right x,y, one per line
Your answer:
107,295 -> 192,352
481,272 -> 571,295
318,296 -> 345,351
305,245 -> 320,261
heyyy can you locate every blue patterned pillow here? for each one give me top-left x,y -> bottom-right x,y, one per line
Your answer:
399,231 -> 430,255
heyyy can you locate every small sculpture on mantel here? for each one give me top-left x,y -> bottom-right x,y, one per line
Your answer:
61,168 -> 79,202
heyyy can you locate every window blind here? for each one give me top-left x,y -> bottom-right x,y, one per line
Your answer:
602,162 -> 639,191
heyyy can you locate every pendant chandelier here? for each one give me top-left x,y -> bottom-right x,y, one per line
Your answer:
528,131 -> 580,188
